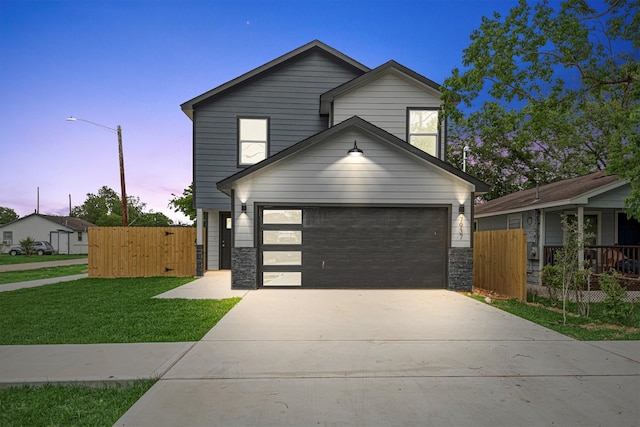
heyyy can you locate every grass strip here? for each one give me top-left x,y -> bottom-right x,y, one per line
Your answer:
0,254 -> 87,266
0,277 -> 241,344
0,380 -> 155,427
470,294 -> 640,340
0,265 -> 88,285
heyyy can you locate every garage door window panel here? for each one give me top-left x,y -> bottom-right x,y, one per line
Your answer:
261,208 -> 303,287
263,251 -> 302,265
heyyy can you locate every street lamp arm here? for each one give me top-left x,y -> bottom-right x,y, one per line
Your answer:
65,116 -> 117,133
65,116 -> 128,227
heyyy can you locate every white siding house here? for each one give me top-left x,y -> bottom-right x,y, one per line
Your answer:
0,214 -> 94,255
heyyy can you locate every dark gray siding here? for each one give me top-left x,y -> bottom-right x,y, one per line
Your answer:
194,50 -> 363,209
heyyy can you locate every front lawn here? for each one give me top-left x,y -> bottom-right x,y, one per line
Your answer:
0,254 -> 87,266
470,293 -> 640,340
0,277 -> 240,344
0,381 -> 155,427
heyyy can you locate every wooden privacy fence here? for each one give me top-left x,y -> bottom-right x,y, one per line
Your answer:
88,227 -> 196,278
474,229 -> 527,301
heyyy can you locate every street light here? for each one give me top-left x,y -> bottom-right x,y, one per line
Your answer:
65,116 -> 129,227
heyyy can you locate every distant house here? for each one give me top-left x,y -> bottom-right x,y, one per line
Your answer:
181,40 -> 489,290
475,171 -> 639,286
0,213 -> 95,255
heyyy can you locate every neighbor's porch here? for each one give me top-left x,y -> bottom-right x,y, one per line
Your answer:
544,245 -> 639,277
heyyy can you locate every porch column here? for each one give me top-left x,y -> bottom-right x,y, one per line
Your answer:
539,209 -> 545,286
577,206 -> 584,268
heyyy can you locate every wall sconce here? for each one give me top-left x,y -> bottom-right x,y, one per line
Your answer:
347,140 -> 363,156
458,204 -> 465,215
241,203 -> 247,214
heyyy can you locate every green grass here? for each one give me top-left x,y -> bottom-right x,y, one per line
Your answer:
0,277 -> 241,344
470,294 -> 640,340
0,265 -> 88,285
0,254 -> 87,266
0,381 -> 155,427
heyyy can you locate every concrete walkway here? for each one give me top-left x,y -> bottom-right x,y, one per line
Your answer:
0,257 -> 88,272
1,272 -> 638,426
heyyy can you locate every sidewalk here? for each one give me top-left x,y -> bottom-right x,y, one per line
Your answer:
0,257 -> 88,273
0,271 -> 245,388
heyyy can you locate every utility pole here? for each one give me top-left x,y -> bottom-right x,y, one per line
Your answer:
117,125 -> 128,227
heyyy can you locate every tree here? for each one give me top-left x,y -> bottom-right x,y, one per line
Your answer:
72,186 -> 149,226
130,212 -> 172,227
0,207 -> 19,225
168,183 -> 196,224
442,0 -> 640,217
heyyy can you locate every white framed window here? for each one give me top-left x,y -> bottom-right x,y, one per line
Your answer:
2,231 -> 12,245
238,117 -> 268,166
408,108 -> 439,156
77,232 -> 83,242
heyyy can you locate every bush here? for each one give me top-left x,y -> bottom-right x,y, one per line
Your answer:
598,270 -> 635,323
19,237 -> 35,256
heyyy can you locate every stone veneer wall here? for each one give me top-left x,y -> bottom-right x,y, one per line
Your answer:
195,244 -> 204,277
232,247 -> 257,289
448,247 -> 474,291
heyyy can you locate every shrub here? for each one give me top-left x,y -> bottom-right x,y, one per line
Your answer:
19,237 -> 35,256
598,270 -> 634,323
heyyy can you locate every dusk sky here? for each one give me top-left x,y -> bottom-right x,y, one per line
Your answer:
0,0 -> 524,223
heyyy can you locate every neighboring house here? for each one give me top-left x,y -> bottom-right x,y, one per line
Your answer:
181,40 -> 489,290
0,213 -> 95,255
475,171 -> 640,286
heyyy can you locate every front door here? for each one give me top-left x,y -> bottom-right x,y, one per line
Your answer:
219,212 -> 232,269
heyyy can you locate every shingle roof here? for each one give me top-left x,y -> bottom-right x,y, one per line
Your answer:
40,215 -> 95,231
475,171 -> 626,216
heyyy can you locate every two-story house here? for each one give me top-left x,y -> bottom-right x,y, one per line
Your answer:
181,40 -> 488,290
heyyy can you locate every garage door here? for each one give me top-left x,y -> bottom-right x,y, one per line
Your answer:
259,206 -> 448,289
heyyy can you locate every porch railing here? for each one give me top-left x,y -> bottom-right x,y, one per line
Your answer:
544,245 -> 640,277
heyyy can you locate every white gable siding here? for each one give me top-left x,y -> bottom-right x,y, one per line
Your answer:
231,129 -> 474,249
332,72 -> 441,142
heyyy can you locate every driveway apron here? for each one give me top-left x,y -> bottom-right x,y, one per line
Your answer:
115,289 -> 640,427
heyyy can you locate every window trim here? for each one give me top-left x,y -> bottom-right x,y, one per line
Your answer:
406,107 -> 440,157
237,116 -> 270,167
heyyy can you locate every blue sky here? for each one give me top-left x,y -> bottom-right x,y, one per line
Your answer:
0,0 -> 522,223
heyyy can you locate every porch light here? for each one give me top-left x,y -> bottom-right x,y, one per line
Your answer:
347,140 -> 363,156
459,204 -> 465,215
241,203 -> 247,214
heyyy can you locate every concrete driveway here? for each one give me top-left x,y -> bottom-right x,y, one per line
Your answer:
116,289 -> 640,426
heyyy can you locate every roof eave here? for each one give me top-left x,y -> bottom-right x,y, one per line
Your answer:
181,40 -> 370,120
319,60 -> 442,115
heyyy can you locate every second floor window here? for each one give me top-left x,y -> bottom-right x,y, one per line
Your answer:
238,117 -> 269,166
408,109 -> 438,157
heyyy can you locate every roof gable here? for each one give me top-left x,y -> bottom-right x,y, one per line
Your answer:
181,40 -> 370,119
0,213 -> 95,231
217,116 -> 488,194
320,60 -> 442,114
475,171 -> 627,217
